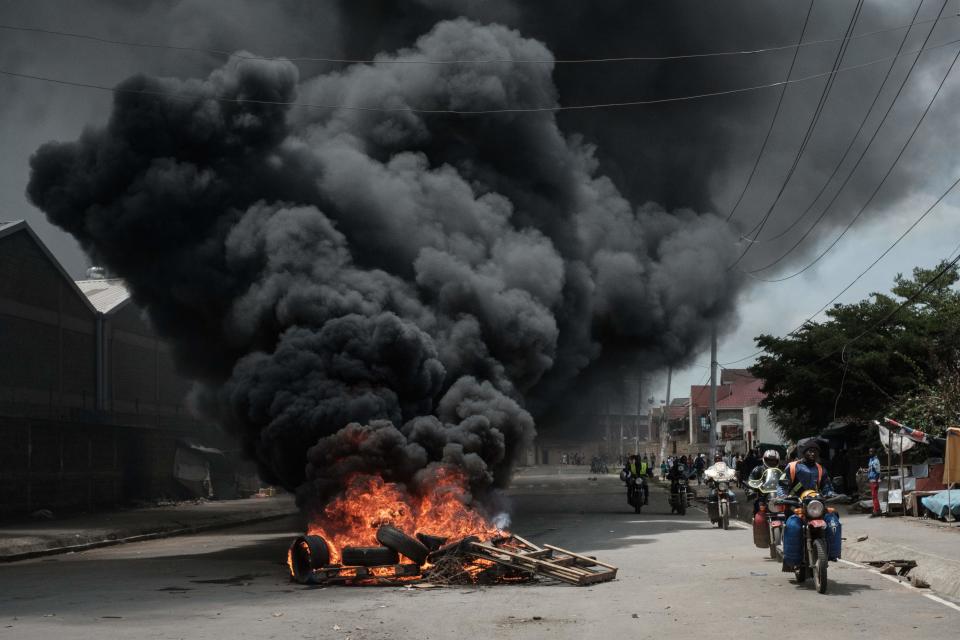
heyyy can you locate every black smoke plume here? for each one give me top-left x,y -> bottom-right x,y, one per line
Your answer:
28,17 -> 744,508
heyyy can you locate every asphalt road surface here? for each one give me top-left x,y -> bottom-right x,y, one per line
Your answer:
2,473 -> 957,639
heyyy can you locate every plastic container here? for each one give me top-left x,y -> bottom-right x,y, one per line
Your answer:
824,511 -> 842,560
782,515 -> 804,566
753,508 -> 770,548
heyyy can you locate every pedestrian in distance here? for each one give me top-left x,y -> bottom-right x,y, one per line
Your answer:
867,448 -> 882,517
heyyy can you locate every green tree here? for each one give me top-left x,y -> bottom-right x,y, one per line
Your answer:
750,262 -> 960,442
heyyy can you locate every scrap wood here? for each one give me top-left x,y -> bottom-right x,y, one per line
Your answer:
466,538 -> 617,586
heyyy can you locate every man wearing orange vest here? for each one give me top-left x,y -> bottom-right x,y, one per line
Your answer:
779,439 -> 839,571
780,441 -> 835,499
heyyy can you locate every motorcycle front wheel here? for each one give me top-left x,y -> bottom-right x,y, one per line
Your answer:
794,562 -> 807,584
813,538 -> 828,594
719,501 -> 729,530
678,498 -> 686,516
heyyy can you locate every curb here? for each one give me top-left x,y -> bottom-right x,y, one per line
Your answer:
842,537 -> 960,602
0,510 -> 297,563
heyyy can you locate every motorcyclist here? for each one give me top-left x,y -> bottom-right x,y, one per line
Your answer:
779,440 -> 841,571
622,454 -> 649,506
747,449 -> 782,514
779,442 -> 834,498
667,455 -> 690,513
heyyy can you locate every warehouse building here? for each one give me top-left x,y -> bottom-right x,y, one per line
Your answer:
0,220 -> 251,516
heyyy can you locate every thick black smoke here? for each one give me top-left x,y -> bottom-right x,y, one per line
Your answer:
28,17 -> 746,507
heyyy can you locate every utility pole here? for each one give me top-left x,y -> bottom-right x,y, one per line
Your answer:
636,376 -> 642,455
709,323 -> 718,456
661,366 -> 672,462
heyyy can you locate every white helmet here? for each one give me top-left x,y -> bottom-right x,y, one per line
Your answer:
762,449 -> 780,467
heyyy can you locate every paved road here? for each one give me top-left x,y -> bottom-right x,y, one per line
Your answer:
2,475 -> 957,639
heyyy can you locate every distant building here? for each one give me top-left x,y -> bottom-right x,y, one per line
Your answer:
687,369 -> 785,454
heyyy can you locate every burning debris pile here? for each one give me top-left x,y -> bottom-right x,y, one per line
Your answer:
288,526 -> 617,587
286,468 -> 616,586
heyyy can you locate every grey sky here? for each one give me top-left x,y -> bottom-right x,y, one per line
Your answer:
3,0 -> 960,416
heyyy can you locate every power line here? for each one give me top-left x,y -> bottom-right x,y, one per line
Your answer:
2,14 -> 960,65
815,249 -> 960,364
743,35 -> 960,282
727,0 -> 866,270
3,34 -> 960,115
719,172 -> 960,366
742,0 -> 953,278
725,0 -> 815,223
737,0 -> 927,246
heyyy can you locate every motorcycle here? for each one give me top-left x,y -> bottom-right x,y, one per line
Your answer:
704,464 -> 738,530
624,475 -> 646,514
776,490 -> 843,594
747,467 -> 786,558
669,472 -> 690,515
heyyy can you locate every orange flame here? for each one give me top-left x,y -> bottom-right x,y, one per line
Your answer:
307,466 -> 503,566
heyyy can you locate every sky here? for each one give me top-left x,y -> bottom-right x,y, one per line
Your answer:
3,0 -> 960,422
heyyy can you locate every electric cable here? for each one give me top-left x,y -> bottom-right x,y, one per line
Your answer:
737,0 -> 926,246
727,0 -> 866,269
743,35 -> 960,282
725,0 -> 815,223
2,29 -> 960,114
2,14 -> 959,65
721,203 -> 960,368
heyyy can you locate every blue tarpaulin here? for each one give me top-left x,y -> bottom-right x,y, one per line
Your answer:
920,490 -> 960,518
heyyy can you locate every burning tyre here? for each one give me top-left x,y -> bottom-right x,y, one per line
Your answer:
340,546 -> 400,567
376,525 -> 430,565
288,535 -> 331,583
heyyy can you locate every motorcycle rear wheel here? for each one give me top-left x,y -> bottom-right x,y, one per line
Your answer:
678,499 -> 686,516
813,538 -> 828,594
769,541 -> 778,559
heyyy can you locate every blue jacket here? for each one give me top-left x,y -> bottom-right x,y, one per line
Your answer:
780,460 -> 834,497
867,456 -> 881,481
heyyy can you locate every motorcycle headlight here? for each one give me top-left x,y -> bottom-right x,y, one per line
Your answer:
805,500 -> 825,519
718,482 -> 728,491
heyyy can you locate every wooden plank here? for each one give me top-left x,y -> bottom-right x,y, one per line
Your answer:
472,543 -> 587,576
470,552 -> 582,584
474,550 -> 583,580
468,545 -> 584,583
543,544 -> 618,570
510,535 -> 544,551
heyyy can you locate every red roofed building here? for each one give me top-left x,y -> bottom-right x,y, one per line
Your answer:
687,370 -> 785,454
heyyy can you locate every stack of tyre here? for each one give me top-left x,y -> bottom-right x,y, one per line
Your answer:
288,525 -> 461,583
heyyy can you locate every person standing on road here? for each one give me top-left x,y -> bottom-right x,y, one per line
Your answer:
867,448 -> 882,517
693,453 -> 706,485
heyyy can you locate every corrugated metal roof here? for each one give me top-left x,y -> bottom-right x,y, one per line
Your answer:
75,278 -> 131,314
0,220 -> 26,238
716,377 -> 766,409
